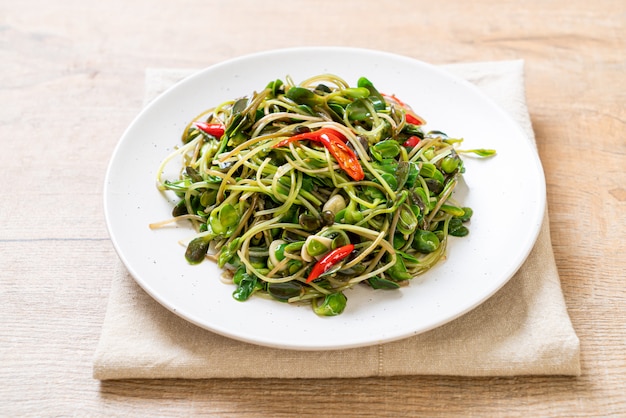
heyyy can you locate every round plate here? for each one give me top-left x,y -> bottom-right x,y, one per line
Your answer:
104,47 -> 545,350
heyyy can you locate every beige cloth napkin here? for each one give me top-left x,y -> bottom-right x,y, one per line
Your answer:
93,60 -> 580,379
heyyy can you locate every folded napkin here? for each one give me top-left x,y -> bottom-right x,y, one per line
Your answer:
93,60 -> 580,379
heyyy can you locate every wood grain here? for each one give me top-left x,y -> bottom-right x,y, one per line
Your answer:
1,0 -> 624,416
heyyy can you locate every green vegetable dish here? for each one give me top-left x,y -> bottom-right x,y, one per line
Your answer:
152,74 -> 495,316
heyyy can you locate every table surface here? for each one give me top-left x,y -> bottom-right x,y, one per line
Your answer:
1,0 -> 625,416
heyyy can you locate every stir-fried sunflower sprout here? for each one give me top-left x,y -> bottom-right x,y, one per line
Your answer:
151,74 -> 495,316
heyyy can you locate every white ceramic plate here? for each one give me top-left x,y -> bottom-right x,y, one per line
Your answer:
104,47 -> 545,350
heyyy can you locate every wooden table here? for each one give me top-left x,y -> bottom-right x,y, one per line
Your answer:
2,0 -> 624,415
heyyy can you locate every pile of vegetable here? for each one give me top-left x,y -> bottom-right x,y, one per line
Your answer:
152,74 -> 494,316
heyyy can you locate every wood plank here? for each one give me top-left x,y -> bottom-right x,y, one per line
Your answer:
1,0 -> 624,415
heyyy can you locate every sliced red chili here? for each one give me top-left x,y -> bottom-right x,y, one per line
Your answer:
402,136 -> 421,148
306,244 -> 355,283
273,127 -> 346,148
381,93 -> 426,126
382,93 -> 407,107
193,122 -> 225,138
318,132 -> 364,181
273,128 -> 364,181
405,113 -> 425,126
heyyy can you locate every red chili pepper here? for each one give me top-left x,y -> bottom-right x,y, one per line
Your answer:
381,93 -> 426,126
273,127 -> 346,148
405,113 -> 425,126
306,244 -> 355,283
193,122 -> 225,138
402,136 -> 421,148
319,132 -> 365,181
273,128 -> 364,181
382,93 -> 407,107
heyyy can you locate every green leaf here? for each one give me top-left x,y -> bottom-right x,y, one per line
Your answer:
286,87 -> 322,106
420,162 -> 445,183
386,254 -> 412,281
370,140 -> 401,161
378,172 -> 397,191
345,98 -> 371,121
456,207 -> 474,222
367,276 -> 401,290
219,204 -> 239,228
412,230 -> 440,253
448,218 -> 469,237
357,77 -> 386,111
218,238 -> 241,268
461,148 -> 497,157
172,199 -> 188,217
440,155 -> 460,173
209,204 -> 238,236
232,271 -> 260,301
440,204 -> 465,217
395,161 -> 409,191
267,281 -> 304,301
395,250 -> 420,263
342,87 -> 370,99
185,237 -> 210,264
313,292 -> 347,316
397,204 -> 418,235
405,161 -> 420,188
266,78 -> 284,97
